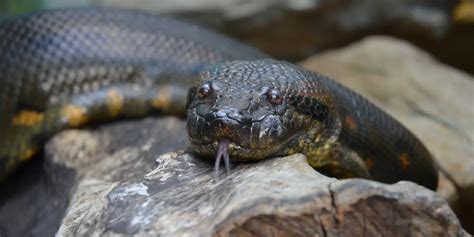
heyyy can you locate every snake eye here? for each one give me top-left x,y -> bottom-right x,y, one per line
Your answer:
267,88 -> 283,105
198,84 -> 211,98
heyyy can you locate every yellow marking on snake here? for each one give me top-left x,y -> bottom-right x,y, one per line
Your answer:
399,153 -> 410,170
20,148 -> 37,161
106,89 -> 124,116
454,0 -> 474,23
314,134 -> 321,143
12,110 -> 44,126
298,139 -> 305,147
61,104 -> 88,127
152,87 -> 172,110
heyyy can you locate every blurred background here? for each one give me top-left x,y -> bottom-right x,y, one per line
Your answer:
1,0 -> 473,75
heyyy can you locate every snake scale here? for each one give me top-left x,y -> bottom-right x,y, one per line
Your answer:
0,8 -> 438,190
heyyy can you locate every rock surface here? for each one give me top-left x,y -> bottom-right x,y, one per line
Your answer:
47,123 -> 467,236
0,117 -> 189,237
300,35 -> 474,231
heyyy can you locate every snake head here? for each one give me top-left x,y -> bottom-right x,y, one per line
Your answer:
186,59 -> 333,163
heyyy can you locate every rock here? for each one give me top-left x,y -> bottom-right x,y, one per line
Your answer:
0,117 -> 189,237
44,116 -> 466,236
46,117 -> 189,180
50,148 -> 467,235
300,35 -> 474,232
3,118 -> 468,237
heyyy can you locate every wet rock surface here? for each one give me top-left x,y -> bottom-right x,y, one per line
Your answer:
300,35 -> 474,232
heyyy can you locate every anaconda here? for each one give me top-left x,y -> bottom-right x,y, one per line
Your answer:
0,8 -> 438,190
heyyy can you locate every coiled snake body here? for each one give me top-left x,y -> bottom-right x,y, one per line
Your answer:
0,8 -> 438,190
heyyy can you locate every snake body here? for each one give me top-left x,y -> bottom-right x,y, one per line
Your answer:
0,8 -> 438,190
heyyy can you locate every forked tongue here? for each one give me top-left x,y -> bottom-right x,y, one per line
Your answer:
215,139 -> 230,173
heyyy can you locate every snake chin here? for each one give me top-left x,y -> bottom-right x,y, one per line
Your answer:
189,138 -> 285,161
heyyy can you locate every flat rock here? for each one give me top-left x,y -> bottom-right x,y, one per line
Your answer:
43,117 -> 466,236
300,35 -> 474,231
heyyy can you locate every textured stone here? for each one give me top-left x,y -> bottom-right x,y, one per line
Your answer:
54,149 -> 467,236
43,116 -> 466,236
300,35 -> 474,231
0,117 -> 189,237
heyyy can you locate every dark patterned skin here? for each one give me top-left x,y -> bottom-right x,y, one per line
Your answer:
0,9 -> 438,190
0,8 -> 265,177
187,60 -> 438,190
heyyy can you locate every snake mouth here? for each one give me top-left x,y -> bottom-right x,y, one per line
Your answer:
211,138 -> 281,172
186,101 -> 292,167
189,137 -> 285,162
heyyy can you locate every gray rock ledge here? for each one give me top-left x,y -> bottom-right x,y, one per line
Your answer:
49,137 -> 467,236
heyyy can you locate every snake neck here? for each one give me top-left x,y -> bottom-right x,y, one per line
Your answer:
279,112 -> 342,166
